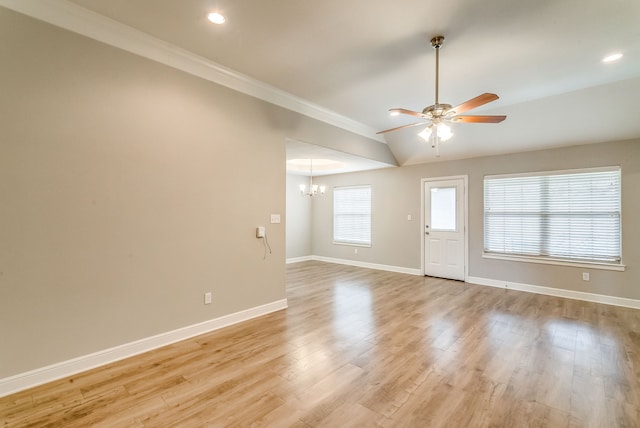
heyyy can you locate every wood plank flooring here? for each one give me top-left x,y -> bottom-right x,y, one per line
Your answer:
2,261 -> 640,427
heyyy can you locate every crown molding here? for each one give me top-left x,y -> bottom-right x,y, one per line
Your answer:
0,0 -> 385,143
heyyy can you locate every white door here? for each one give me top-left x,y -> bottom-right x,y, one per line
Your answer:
424,178 -> 465,280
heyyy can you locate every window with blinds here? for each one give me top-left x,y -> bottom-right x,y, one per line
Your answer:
333,185 -> 371,246
484,167 -> 621,265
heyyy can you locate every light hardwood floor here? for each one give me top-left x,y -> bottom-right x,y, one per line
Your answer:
2,261 -> 640,427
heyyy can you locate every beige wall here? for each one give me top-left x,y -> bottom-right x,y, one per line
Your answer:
285,174 -> 312,259
0,8 -> 391,378
312,140 -> 640,300
3,5 -> 634,381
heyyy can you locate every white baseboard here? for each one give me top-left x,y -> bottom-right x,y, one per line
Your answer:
311,255 -> 423,276
297,257 -> 640,309
0,299 -> 288,398
286,256 -> 313,264
466,276 -> 640,309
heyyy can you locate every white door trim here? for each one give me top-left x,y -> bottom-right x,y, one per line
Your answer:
421,175 -> 469,280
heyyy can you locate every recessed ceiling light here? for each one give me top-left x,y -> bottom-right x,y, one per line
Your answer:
207,12 -> 226,24
390,111 -> 400,116
602,52 -> 623,63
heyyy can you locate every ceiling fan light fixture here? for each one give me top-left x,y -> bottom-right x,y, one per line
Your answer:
419,123 -> 453,143
437,123 -> 453,141
418,126 -> 432,141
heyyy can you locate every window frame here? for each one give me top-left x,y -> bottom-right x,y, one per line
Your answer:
483,166 -> 624,271
332,185 -> 372,247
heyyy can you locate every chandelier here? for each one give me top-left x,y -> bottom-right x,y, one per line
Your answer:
299,159 -> 326,197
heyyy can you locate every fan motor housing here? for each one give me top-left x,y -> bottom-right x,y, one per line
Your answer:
422,103 -> 452,117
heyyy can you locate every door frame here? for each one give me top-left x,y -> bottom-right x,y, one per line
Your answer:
421,175 -> 469,280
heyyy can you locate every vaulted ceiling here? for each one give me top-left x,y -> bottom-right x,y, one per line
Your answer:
7,0 -> 640,169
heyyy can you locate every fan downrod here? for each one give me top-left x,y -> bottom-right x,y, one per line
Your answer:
430,35 -> 445,105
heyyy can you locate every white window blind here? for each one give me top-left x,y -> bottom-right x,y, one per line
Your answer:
333,186 -> 371,246
484,167 -> 621,264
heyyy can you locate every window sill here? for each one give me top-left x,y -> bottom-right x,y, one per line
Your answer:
332,241 -> 371,248
482,253 -> 626,272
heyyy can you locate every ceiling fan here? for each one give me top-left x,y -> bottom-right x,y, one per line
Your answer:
378,36 -> 506,155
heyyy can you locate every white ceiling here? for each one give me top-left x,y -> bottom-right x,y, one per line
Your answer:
30,0 -> 640,168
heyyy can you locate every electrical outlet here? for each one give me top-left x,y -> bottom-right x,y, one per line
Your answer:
582,272 -> 590,281
354,248 -> 358,254
204,292 -> 212,304
270,214 -> 281,224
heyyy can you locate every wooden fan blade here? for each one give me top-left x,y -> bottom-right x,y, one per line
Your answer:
448,93 -> 499,115
452,115 -> 506,123
377,121 -> 427,134
390,108 -> 428,119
